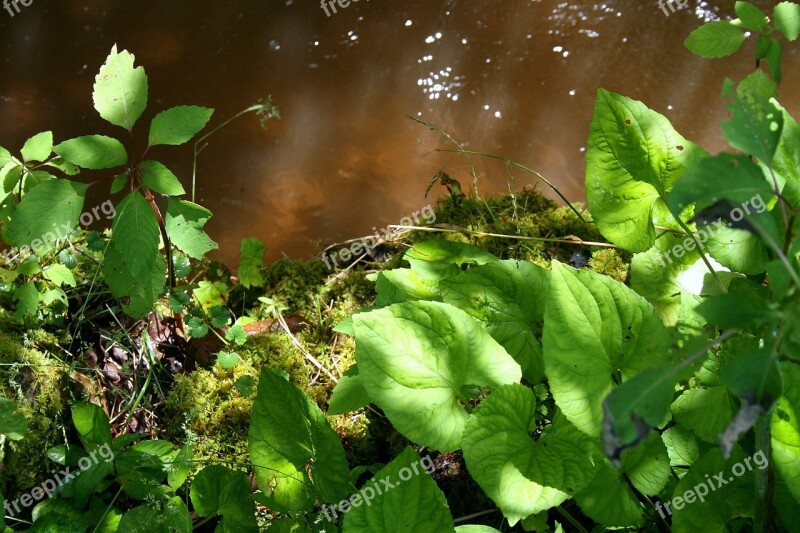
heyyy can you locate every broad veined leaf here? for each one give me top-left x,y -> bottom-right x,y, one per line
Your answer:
774,1 -> 800,40
53,135 -> 128,169
71,401 -> 112,449
670,386 -> 737,443
20,131 -> 53,163
662,425 -> 700,479
190,466 -> 258,531
103,243 -> 166,318
619,431 -> 671,496
543,261 -> 671,437
585,89 -> 708,252
138,160 -> 185,196
374,268 -> 440,306
684,20 -> 746,58
767,101 -> 800,187
116,497 -> 191,533
12,281 -> 38,322
462,384 -> 597,525
0,397 -> 26,441
0,146 -> 11,167
250,436 -> 314,513
1,162 -> 21,193
342,446 -> 454,533
6,179 -> 87,249
111,191 -> 161,283
669,447 -> 755,532
440,259 -> 549,383
771,362 -> 800,507
721,80 -> 784,166
24,170 -> 55,192
148,105 -> 214,147
43,264 -> 77,287
93,45 -> 148,131
248,368 -> 352,506
238,237 -> 265,288
574,459 -> 645,527
735,1 -> 769,31
353,301 -> 522,451
165,199 -> 218,259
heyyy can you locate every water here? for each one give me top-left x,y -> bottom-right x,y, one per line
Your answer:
1,0 -> 797,264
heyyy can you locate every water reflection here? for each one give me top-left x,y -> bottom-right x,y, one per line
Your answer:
0,0 -> 796,264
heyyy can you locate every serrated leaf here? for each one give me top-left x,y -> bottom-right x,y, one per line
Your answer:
148,105 -> 214,147
165,199 -> 218,259
111,191 -> 160,283
574,459 -> 644,527
2,164 -> 22,194
104,242 -> 166,318
93,45 -> 148,131
342,447 -> 454,533
53,135 -> 128,169
462,385 -> 596,525
117,497 -> 191,533
5,179 -> 87,249
353,301 -> 521,451
543,261 -> 671,437
138,160 -> 185,196
721,80 -> 783,165
249,368 -> 353,506
440,259 -> 549,383
328,365 -> 370,415
21,131 -> 52,163
404,240 -> 498,283
671,386 -> 737,443
735,1 -> 769,31
585,89 -> 708,252
775,1 -> 800,40
238,237 -> 265,288
217,351 -> 239,369
684,21 -> 746,58
619,432 -> 671,496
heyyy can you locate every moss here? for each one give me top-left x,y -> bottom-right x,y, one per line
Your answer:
589,248 -> 630,283
0,332 -> 67,495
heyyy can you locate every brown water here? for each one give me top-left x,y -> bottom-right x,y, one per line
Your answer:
1,0 -> 798,264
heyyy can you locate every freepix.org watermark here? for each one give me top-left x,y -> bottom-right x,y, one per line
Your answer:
658,0 -> 689,17
0,200 -> 115,266
321,204 -> 436,271
320,0 -> 368,18
654,449 -> 768,518
3,0 -> 33,17
4,442 -> 114,518
655,194 -> 766,268
321,454 -> 435,521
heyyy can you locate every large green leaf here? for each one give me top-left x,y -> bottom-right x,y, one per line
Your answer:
461,384 -> 597,525
774,1 -> 800,40
722,81 -> 783,166
93,45 -> 148,131
103,243 -> 166,318
440,260 -> 549,383
0,397 -> 26,441
116,497 -> 191,533
771,362 -> 800,507
342,447 -> 454,532
148,105 -> 214,147
327,365 -> 370,415
574,459 -> 644,527
684,21 -> 745,58
190,466 -> 257,531
671,386 -> 737,443
71,401 -> 112,449
375,268 -> 440,306
53,135 -> 128,169
238,237 -> 265,288
138,160 -> 185,196
543,261 -> 670,437
735,2 -> 769,31
5,179 -> 87,248
165,199 -> 218,259
585,89 -> 707,252
111,191 -> 161,283
248,368 -> 352,506
353,301 -> 521,451
404,240 -> 498,284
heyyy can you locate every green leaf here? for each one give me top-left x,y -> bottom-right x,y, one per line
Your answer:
662,425 -> 700,478
353,301 -> 521,451
93,45 -> 148,131
5,179 -> 88,249
186,316 -> 208,338
585,89 -> 707,252
375,269 -> 440,306
768,101 -> 800,187
111,171 -> 129,194
735,2 -> 769,31
404,240 -> 498,283
190,466 -> 257,531
116,497 -> 191,533
167,443 -> 192,490
13,282 -> 39,322
574,459 -> 645,527
165,199 -> 218,259
138,160 -> 185,196
21,131 -> 53,163
234,375 -> 256,397
43,264 -> 77,287
671,386 -> 737,443
1,163 -> 22,193
249,368 -> 353,506
342,447 -> 454,533
217,351 -> 239,369
0,146 -> 11,168
684,21 -> 746,58
103,243 -> 166,318
721,80 -> 784,165
71,401 -> 112,449
619,432 -> 671,496
697,289 -> 773,329
669,447 -> 755,530
771,362 -> 800,508
24,170 -> 55,193
111,191 -> 161,282
53,135 -> 128,169
0,397 -> 26,440
194,280 -> 228,310
148,105 -> 214,147
543,261 -> 670,437
238,237 -> 266,288
328,365 -> 371,415
462,385 -> 597,525
774,1 -> 800,40
440,259 -> 549,383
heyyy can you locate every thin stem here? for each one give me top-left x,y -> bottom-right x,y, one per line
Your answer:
386,224 -> 617,248
753,415 -> 772,533
91,486 -> 123,533
452,508 -> 498,524
555,505 -> 589,533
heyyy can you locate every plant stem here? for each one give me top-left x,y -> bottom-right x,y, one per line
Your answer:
91,486 -> 123,533
753,415 -> 772,533
555,505 -> 589,533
